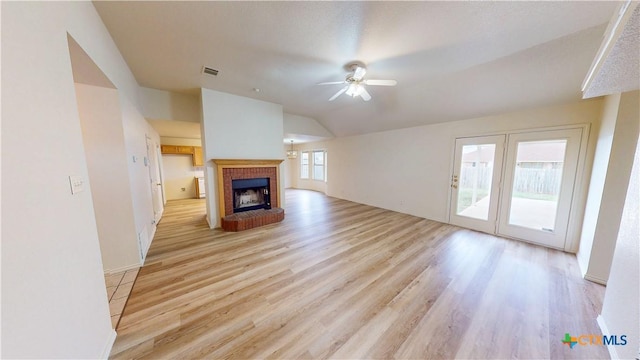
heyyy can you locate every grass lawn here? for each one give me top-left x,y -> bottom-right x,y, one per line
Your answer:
457,188 -> 489,213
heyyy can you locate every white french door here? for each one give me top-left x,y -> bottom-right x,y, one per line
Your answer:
449,128 -> 583,249
497,128 -> 583,249
449,135 -> 505,233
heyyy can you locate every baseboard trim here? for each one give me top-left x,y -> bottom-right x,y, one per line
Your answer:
100,328 -> 117,359
585,273 -> 608,285
104,263 -> 141,275
597,315 -> 620,359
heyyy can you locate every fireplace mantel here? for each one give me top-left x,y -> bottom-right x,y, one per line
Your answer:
213,159 -> 283,167
212,159 -> 284,222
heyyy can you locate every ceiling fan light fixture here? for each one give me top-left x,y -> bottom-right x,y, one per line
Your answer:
320,61 -> 396,101
352,65 -> 367,80
345,83 -> 365,98
345,83 -> 358,97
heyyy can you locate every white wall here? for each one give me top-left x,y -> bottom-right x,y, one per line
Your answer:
162,155 -> 203,200
599,132 -> 640,360
290,100 -> 603,251
75,84 -> 140,272
200,88 -> 284,227
139,86 -> 200,123
2,1 -> 157,357
120,93 -> 161,261
578,91 -> 640,284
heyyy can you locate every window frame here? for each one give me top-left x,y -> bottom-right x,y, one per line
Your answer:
312,150 -> 325,181
300,151 -> 310,179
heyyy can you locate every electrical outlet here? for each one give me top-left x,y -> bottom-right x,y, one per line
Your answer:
69,175 -> 84,194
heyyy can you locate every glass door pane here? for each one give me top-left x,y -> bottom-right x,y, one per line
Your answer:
449,135 -> 505,234
457,144 -> 497,220
508,140 -> 566,231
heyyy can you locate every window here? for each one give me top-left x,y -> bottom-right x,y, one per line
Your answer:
313,150 -> 325,181
300,152 -> 309,179
300,150 -> 327,181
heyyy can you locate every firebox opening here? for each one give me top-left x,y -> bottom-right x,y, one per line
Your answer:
232,178 -> 271,213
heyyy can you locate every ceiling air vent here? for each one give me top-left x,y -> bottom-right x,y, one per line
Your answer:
202,66 -> 219,76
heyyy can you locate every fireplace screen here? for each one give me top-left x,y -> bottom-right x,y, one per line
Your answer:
232,178 -> 271,213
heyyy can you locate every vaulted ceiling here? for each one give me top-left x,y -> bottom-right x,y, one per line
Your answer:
93,1 -> 619,137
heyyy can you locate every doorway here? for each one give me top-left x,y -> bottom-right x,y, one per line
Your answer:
449,128 -> 584,249
146,136 -> 164,225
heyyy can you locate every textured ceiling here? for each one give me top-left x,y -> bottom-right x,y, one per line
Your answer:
584,4 -> 640,98
93,1 -> 619,137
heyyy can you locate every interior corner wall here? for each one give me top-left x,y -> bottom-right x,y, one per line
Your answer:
74,83 -> 140,272
139,87 -> 200,123
577,93 -> 621,279
2,1 -> 155,358
578,91 -> 640,284
320,100 -> 603,242
200,88 -> 285,228
599,132 -> 640,360
198,91 -> 212,227
283,145 -> 292,188
284,113 -> 334,138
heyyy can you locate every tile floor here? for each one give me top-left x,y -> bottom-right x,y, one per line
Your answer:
104,268 -> 139,328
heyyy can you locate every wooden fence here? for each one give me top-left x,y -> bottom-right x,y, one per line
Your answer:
460,166 -> 562,195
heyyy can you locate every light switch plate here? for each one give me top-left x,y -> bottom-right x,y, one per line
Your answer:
69,175 -> 84,194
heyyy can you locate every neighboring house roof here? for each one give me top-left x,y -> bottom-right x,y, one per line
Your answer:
462,141 -> 566,163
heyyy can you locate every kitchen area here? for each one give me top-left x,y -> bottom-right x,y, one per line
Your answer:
160,143 -> 205,200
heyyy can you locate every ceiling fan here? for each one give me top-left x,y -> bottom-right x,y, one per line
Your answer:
317,63 -> 397,102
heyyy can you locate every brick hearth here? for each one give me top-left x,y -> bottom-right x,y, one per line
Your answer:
221,208 -> 285,232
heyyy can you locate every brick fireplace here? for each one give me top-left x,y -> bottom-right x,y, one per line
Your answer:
213,159 -> 284,231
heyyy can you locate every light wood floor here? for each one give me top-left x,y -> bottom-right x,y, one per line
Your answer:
110,189 -> 608,359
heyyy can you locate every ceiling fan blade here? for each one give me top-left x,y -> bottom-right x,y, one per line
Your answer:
364,79 -> 397,86
317,81 -> 346,85
352,66 -> 367,81
328,86 -> 348,101
360,87 -> 371,101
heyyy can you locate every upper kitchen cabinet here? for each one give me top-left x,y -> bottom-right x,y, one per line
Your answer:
161,145 -> 204,167
193,146 -> 204,166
